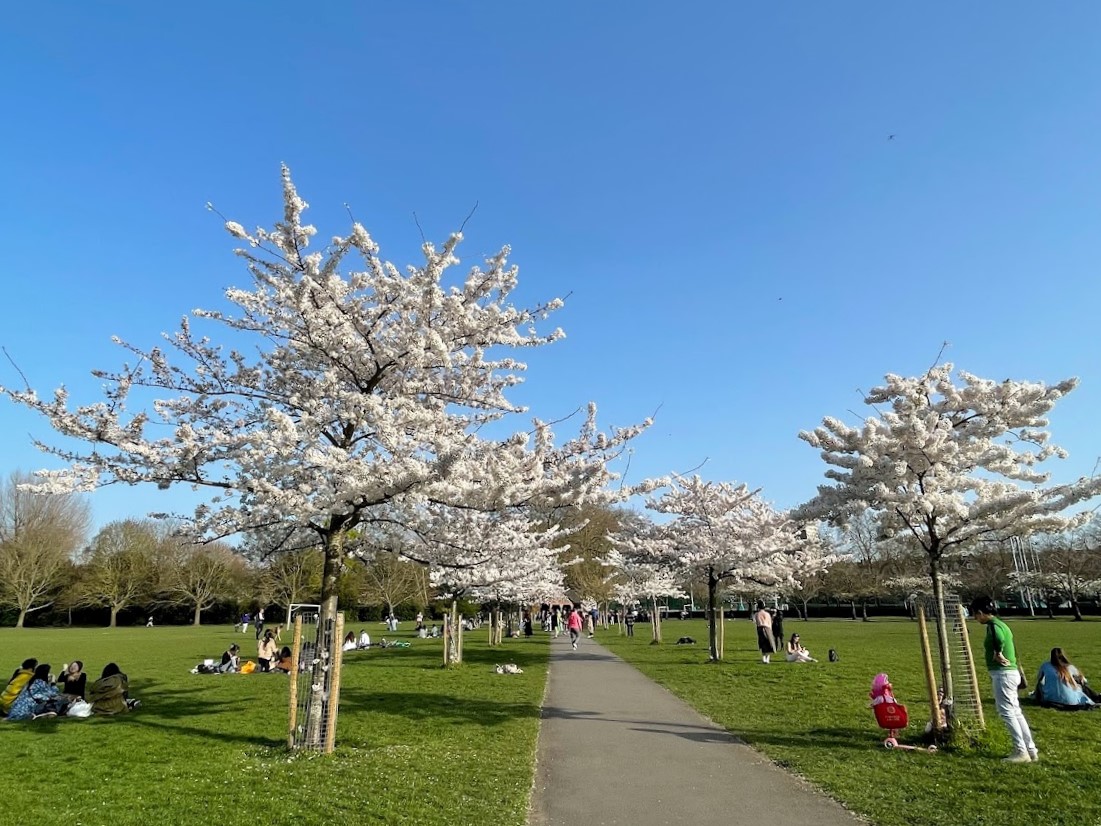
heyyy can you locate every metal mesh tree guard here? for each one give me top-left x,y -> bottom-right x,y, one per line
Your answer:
287,611 -> 346,753
918,594 -> 985,731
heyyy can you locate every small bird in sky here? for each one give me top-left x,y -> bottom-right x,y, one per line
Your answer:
887,134 -> 896,141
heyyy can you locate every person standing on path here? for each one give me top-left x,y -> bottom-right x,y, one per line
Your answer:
550,607 -> 561,638
969,596 -> 1038,763
567,606 -> 584,650
752,601 -> 775,664
771,608 -> 785,652
625,611 -> 635,637
254,607 -> 266,640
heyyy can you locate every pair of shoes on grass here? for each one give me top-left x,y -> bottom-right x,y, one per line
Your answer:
1004,751 -> 1038,763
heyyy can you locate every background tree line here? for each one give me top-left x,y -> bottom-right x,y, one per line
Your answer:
4,468 -> 1100,628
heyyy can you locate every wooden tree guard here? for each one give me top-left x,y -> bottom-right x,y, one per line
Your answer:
323,612 -> 345,754
917,606 -> 945,730
718,605 -> 725,660
442,613 -> 451,667
956,603 -> 985,729
287,616 -> 304,749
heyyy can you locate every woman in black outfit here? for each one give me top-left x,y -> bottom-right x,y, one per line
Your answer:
58,661 -> 87,699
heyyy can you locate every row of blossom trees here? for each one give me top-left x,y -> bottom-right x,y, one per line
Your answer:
3,169 -> 1099,717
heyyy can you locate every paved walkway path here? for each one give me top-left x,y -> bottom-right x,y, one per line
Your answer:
529,634 -> 866,826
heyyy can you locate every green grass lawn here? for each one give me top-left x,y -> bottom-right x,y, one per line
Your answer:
601,616 -> 1101,826
0,623 -> 547,826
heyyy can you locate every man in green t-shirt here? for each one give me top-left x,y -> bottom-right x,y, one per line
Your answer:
969,596 -> 1037,763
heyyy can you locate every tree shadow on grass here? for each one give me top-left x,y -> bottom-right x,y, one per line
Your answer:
732,726 -> 877,752
338,689 -> 540,728
111,713 -> 285,748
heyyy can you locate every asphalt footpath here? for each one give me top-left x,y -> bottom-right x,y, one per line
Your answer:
528,634 -> 866,826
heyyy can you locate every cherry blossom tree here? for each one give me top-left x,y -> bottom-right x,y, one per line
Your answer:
796,363 -> 1101,703
607,546 -> 684,643
628,476 -> 833,661
0,167 -> 650,634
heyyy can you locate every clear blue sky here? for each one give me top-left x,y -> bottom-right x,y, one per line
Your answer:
2,2 -> 1100,532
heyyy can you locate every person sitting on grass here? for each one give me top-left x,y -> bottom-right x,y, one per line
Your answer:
273,646 -> 294,673
785,633 -> 817,663
1033,647 -> 1098,710
7,664 -> 71,721
1,658 -> 38,717
357,630 -> 371,649
342,631 -> 357,652
216,644 -> 241,673
89,663 -> 140,715
58,661 -> 87,700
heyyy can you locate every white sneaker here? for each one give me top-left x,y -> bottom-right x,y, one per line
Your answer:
1003,752 -> 1031,763
1028,751 -> 1040,762
572,642 -> 577,650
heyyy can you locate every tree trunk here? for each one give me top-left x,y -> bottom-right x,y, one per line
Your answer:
1072,599 -> 1083,621
110,606 -> 119,628
650,595 -> 662,643
707,566 -> 719,661
449,599 -> 463,664
16,609 -> 26,628
928,553 -> 954,707
850,600 -> 857,620
319,532 -> 344,626
193,604 -> 202,626
861,601 -> 869,622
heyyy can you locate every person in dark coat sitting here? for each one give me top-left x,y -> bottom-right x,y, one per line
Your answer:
89,663 -> 140,715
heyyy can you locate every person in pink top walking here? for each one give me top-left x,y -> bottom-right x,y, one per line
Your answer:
567,606 -> 584,650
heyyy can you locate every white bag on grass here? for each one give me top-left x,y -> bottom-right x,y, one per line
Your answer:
67,700 -> 94,718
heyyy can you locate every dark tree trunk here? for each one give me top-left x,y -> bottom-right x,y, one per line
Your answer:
707,565 -> 719,661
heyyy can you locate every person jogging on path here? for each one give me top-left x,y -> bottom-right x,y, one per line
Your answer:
567,606 -> 584,650
970,596 -> 1038,763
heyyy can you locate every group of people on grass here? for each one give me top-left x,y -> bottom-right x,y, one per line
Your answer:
202,634 -> 294,674
1,658 -> 140,722
968,596 -> 1100,764
752,602 -> 816,663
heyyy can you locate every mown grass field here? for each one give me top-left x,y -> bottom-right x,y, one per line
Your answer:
0,623 -> 547,826
601,616 -> 1101,826
5,617 -> 1101,826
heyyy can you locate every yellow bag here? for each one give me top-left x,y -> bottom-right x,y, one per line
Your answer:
239,660 -> 256,674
